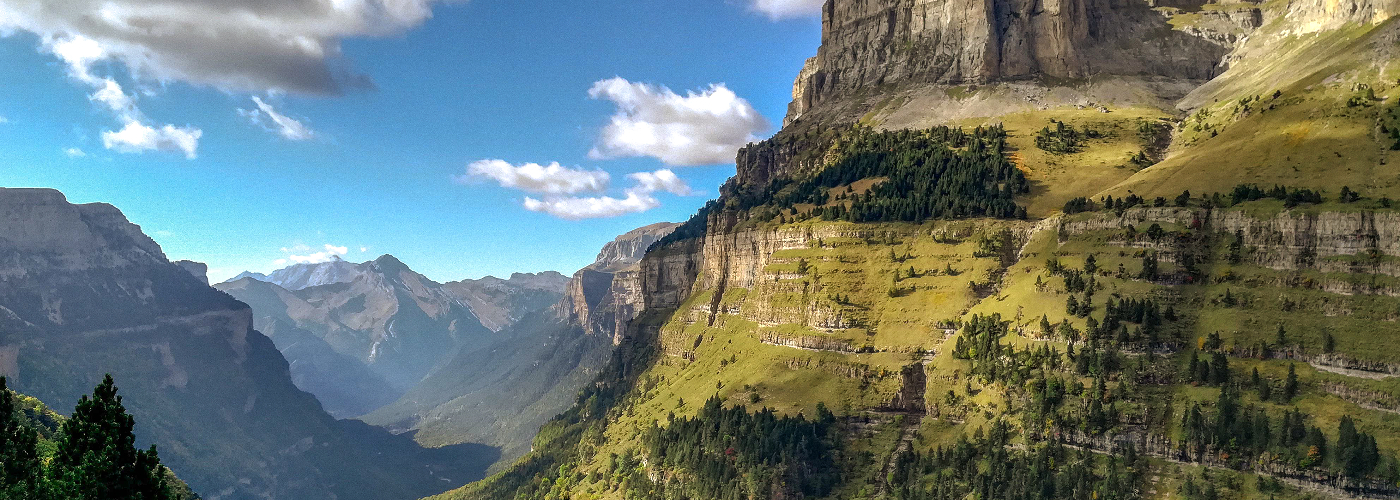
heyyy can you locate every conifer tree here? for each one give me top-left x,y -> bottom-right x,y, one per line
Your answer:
49,375 -> 171,500
1283,364 -> 1299,402
0,377 -> 43,500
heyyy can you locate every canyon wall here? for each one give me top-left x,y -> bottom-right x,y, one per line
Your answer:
786,0 -> 1230,122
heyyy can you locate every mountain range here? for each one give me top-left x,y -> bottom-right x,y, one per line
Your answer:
0,187 -> 496,500
216,220 -> 678,465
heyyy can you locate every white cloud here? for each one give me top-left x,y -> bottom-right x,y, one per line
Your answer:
0,0 -> 452,95
587,77 -> 769,166
240,96 -> 315,140
518,169 -> 695,220
459,159 -> 610,195
47,35 -> 202,158
279,243 -> 349,265
523,192 -> 660,220
748,0 -> 825,20
64,147 -> 86,158
0,116 -> 8,124
102,119 -> 202,159
627,169 -> 693,196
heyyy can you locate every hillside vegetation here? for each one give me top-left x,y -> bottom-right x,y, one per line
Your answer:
430,4 -> 1400,500
1,376 -> 198,500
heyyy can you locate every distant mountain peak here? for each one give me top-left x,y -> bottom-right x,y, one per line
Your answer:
370,254 -> 409,274
229,271 -> 269,283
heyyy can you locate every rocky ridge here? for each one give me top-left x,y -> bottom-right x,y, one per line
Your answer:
442,271 -> 569,332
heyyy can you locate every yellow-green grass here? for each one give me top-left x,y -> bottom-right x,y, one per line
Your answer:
1146,458 -> 1332,500
1164,358 -> 1400,459
1104,18 -> 1400,200
955,107 -> 1176,217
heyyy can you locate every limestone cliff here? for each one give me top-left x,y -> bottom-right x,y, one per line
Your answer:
558,222 -> 680,343
786,0 -> 1230,123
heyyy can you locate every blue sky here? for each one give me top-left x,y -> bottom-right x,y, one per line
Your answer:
0,0 -> 822,283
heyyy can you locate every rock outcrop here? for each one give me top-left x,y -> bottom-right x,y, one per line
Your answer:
589,222 -> 682,272
559,222 -> 681,343
174,260 -> 209,285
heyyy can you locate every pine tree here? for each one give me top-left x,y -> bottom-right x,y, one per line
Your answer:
1283,364 -> 1299,402
49,375 -> 171,500
0,377 -> 44,500
1210,352 -> 1230,386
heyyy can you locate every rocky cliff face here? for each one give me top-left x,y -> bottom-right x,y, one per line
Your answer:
786,0 -> 1230,123
175,260 -> 209,285
0,188 -> 495,500
558,222 -> 681,343
588,222 -> 682,272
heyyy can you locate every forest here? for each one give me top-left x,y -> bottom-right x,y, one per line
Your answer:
652,125 -> 1030,252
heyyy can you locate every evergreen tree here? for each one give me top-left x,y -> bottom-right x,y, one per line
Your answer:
1139,253 -> 1158,281
0,377 -> 43,500
49,375 -> 172,500
1283,364 -> 1299,402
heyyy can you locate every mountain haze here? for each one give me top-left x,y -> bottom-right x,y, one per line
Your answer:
0,188 -> 496,500
363,221 -> 679,466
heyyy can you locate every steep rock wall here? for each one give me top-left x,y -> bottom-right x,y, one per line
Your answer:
787,0 -> 1230,122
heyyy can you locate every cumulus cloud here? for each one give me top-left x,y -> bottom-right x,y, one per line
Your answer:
240,96 -> 315,140
587,77 -> 768,166
519,168 -> 695,220
627,169 -> 694,196
0,116 -> 8,124
0,0 -> 453,95
748,0 -> 825,19
46,35 -> 202,158
459,159 -> 610,195
64,147 -> 86,157
102,120 -> 202,158
523,192 -> 659,220
278,243 -> 349,265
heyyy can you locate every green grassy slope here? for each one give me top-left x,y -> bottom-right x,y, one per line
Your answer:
428,8 -> 1400,500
